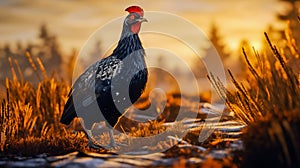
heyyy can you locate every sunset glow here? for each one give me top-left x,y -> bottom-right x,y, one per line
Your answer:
0,0 -> 284,53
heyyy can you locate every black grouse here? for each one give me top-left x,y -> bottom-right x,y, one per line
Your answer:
60,6 -> 148,148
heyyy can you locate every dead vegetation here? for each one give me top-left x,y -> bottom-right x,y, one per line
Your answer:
0,52 -> 87,156
0,51 -> 207,157
210,22 -> 300,167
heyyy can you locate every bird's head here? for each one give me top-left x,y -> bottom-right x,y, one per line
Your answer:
124,6 -> 148,34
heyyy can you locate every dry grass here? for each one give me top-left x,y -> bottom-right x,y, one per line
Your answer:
0,52 -> 86,156
210,23 -> 300,167
242,110 -> 300,168
210,31 -> 300,124
0,51 -> 207,157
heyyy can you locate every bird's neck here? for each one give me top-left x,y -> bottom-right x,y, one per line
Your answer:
112,34 -> 144,60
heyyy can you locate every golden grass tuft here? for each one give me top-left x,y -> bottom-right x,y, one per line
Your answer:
242,109 -> 300,168
210,33 -> 300,124
210,23 -> 300,167
0,52 -> 86,156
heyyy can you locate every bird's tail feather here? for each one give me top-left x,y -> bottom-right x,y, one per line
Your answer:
60,95 -> 77,125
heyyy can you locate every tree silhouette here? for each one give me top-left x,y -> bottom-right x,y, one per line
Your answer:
208,22 -> 230,61
192,22 -> 231,79
277,0 -> 300,44
37,24 -> 63,76
0,24 -> 65,83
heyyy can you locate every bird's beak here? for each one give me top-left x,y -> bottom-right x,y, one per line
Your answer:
137,17 -> 148,23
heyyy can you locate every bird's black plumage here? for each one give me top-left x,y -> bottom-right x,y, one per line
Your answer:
60,11 -> 148,132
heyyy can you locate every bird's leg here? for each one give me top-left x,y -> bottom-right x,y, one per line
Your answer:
108,129 -> 117,147
107,129 -> 127,148
86,129 -> 102,149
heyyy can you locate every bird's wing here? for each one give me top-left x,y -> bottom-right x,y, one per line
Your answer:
70,56 -> 123,110
61,56 -> 123,125
95,56 -> 122,80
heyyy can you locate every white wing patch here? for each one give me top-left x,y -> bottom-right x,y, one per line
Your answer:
96,57 -> 123,80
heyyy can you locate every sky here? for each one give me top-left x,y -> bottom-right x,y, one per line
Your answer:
0,0 -> 291,95
0,0 -> 287,54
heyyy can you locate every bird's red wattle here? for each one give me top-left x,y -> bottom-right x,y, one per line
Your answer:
131,22 -> 141,34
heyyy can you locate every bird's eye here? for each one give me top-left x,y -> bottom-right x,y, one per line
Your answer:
129,15 -> 135,20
